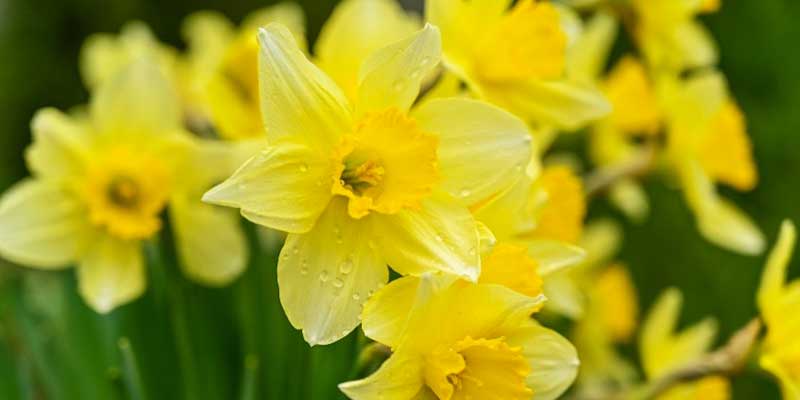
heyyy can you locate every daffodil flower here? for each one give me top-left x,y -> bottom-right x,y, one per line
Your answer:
182,3 -> 306,139
342,274 -> 578,400
632,0 -> 720,71
662,71 -> 763,254
0,60 -> 247,312
639,288 -> 731,400
203,23 -> 532,345
427,0 -> 610,131
757,220 -> 800,399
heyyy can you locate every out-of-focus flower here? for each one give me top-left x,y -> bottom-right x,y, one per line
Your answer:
757,220 -> 800,400
639,288 -> 730,400
426,0 -> 609,133
662,71 -> 763,255
0,60 -> 248,312
314,0 -> 420,102
475,165 -> 587,277
343,274 -> 578,400
203,24 -> 532,345
182,3 -> 306,139
631,0 -> 720,71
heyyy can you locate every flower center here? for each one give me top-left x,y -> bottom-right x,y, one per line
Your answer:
699,101 -> 757,191
424,336 -> 532,400
474,0 -> 566,83
331,108 -> 439,219
82,146 -> 171,240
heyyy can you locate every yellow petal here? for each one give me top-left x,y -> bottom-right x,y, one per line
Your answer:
372,194 -> 480,281
526,240 -> 586,276
361,275 -> 421,348
609,179 -> 650,223
26,108 -> 90,180
757,220 -> 796,314
504,320 -> 579,400
171,195 -> 248,286
90,58 -> 182,136
566,11 -> 618,82
315,0 -> 421,101
479,243 -> 543,299
426,0 -> 510,74
203,139 -> 332,234
679,159 -> 765,255
339,352 -> 426,400
257,24 -> 352,149
77,235 -> 145,313
0,180 -> 90,269
182,11 -> 235,79
542,273 -> 585,319
278,199 -> 388,345
242,3 -> 306,37
483,79 -> 610,131
356,24 -> 441,115
413,98 -> 532,207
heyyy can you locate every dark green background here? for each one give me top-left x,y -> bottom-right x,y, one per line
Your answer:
0,0 -> 798,399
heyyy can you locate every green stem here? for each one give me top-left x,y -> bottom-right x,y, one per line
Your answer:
238,354 -> 259,400
118,337 -> 147,400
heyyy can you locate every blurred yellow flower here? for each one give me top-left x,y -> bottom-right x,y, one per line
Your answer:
663,71 -> 763,254
345,275 -> 578,400
631,0 -> 720,70
0,60 -> 248,312
182,3 -> 306,139
640,288 -> 730,400
427,0 -> 609,131
757,220 -> 800,400
203,24 -> 532,345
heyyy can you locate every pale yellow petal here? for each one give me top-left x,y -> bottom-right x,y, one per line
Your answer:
339,353 -> 426,400
203,139 -> 332,233
640,287 -> 683,376
242,3 -> 306,36
566,11 -> 618,82
609,179 -> 650,223
757,220 -> 796,313
26,108 -> 90,180
361,275 -> 421,348
0,180 -> 89,269
278,199 -> 388,345
413,98 -> 531,207
80,21 -> 165,90
77,235 -> 145,313
372,194 -> 480,281
356,24 -> 441,115
542,273 -> 585,319
257,24 -> 352,149
182,11 -> 235,80
315,0 -> 421,100
525,240 -> 586,276
171,196 -> 248,286
90,58 -> 182,136
505,320 -> 579,400
483,79 -> 611,130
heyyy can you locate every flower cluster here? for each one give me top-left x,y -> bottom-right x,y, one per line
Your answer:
0,0 -> 794,399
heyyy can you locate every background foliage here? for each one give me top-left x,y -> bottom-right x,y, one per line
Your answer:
0,0 -> 798,399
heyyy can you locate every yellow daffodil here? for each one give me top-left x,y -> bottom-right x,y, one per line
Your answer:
345,274 -> 578,400
640,288 -> 730,400
182,3 -> 306,139
662,70 -> 763,255
0,60 -> 247,312
314,0 -> 421,102
80,21 -> 180,92
203,24 -> 532,345
631,0 -> 720,71
475,165 -> 587,278
757,220 -> 800,399
427,0 -> 610,132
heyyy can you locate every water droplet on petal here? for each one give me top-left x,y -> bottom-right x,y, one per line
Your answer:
419,56 -> 430,66
352,293 -> 361,301
339,258 -> 354,274
459,188 -> 471,198
299,163 -> 309,172
392,79 -> 405,91
319,270 -> 329,282
332,278 -> 344,288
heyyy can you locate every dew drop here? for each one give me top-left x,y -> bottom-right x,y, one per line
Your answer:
299,163 -> 309,172
392,79 -> 405,91
410,68 -> 421,80
299,266 -> 309,275
332,278 -> 344,288
459,188 -> 471,198
292,247 -> 299,255
419,56 -> 430,66
339,258 -> 354,274
352,293 -> 361,301
319,270 -> 329,282
435,235 -> 444,243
